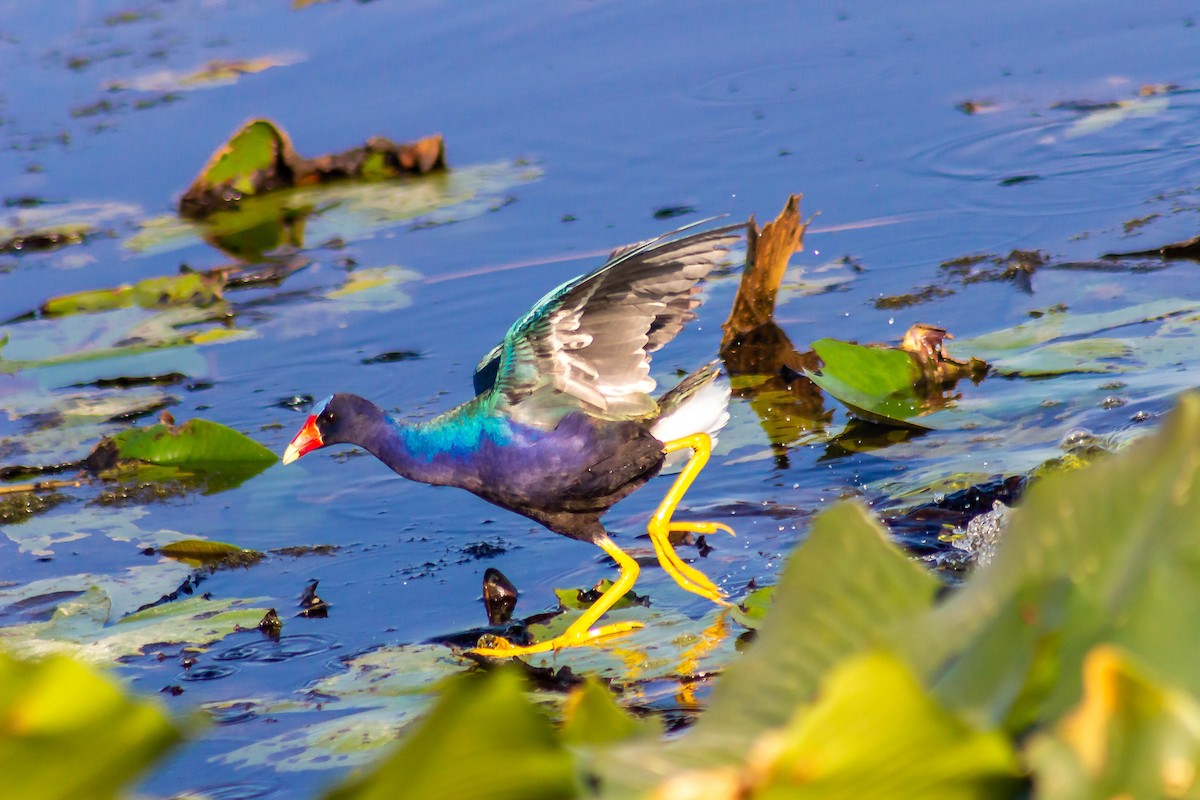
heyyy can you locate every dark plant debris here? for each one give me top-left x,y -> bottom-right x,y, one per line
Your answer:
178,119 -> 446,218
940,249 -> 1047,291
70,373 -> 189,390
0,226 -> 92,255
482,567 -> 519,626
258,609 -> 283,637
361,350 -> 421,365
1103,233 -> 1200,262
0,490 -> 71,523
873,284 -> 956,310
652,205 -> 697,220
298,580 -> 329,618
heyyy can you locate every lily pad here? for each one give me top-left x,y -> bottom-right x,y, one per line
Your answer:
0,585 -> 269,664
179,119 -> 446,218
156,539 -> 262,568
105,418 -> 277,467
807,338 -> 934,429
39,271 -> 225,317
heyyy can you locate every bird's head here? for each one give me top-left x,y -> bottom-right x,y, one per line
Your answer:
282,393 -> 380,464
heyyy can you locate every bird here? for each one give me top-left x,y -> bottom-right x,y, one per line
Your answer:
282,220 -> 746,656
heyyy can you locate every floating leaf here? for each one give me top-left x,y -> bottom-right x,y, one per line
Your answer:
184,119 -> 296,209
0,586 -> 268,663
807,338 -> 933,428
949,298 -> 1200,363
730,584 -> 774,630
553,579 -> 646,612
324,266 -> 419,312
39,271 -> 225,317
105,418 -> 277,467
0,652 -> 182,800
321,668 -> 577,800
179,119 -> 446,218
156,538 -> 262,567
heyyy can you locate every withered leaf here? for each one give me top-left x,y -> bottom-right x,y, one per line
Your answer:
179,119 -> 446,218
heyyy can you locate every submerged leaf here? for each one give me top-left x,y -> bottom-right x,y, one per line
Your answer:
0,652 -> 182,800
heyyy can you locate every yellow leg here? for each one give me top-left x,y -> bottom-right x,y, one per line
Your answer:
470,535 -> 644,658
647,433 -> 734,605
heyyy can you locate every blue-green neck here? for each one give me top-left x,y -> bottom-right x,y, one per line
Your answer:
370,398 -> 515,486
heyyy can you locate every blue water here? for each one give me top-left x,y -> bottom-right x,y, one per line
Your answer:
2,1 -> 1199,797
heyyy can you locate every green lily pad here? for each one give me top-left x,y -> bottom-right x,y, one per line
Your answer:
730,584 -> 774,630
40,271 -> 225,317
0,651 -> 182,800
189,119 -> 294,201
156,539 -> 262,567
106,418 -> 277,467
0,585 -> 269,664
807,338 -> 933,429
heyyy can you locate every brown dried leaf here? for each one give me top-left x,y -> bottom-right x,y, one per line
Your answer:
900,323 -> 989,386
178,120 -> 446,219
722,193 -> 808,342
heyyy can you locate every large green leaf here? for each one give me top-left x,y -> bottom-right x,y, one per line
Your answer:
0,652 -> 182,800
107,418 -> 277,466
807,338 -> 933,428
748,651 -> 1021,799
321,668 -> 578,800
910,391 -> 1200,723
1027,645 -> 1200,799
191,119 -> 290,198
588,502 -> 942,794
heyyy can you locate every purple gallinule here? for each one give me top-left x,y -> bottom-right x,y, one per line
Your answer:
283,221 -> 745,656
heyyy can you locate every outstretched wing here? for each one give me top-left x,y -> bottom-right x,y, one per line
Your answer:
485,220 -> 745,423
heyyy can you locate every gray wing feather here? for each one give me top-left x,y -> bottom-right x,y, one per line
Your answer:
491,220 -> 746,420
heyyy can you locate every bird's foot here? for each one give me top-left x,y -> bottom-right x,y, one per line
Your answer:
647,519 -> 733,606
469,619 -> 644,659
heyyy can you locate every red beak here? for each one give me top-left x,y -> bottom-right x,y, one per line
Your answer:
282,416 -> 323,465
